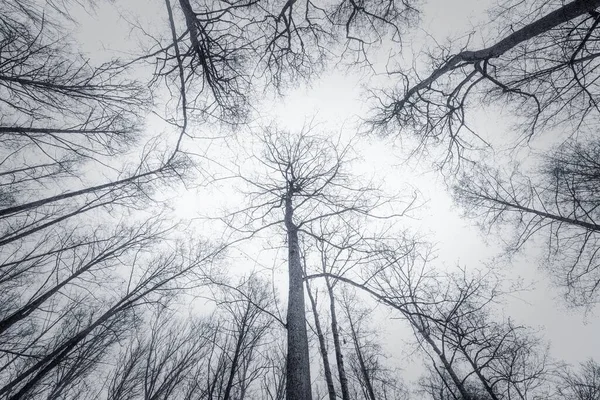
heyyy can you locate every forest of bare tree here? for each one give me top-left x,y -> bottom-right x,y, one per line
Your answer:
1,0 -> 599,399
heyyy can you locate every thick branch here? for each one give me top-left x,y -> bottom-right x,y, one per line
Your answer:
472,192 -> 600,232
395,0 -> 600,110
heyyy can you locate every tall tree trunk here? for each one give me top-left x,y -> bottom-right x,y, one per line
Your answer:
411,318 -> 472,400
285,192 -> 312,400
325,278 -> 350,400
222,302 -> 249,400
346,310 -> 377,400
305,280 -> 336,400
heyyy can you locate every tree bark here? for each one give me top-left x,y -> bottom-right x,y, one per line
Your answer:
285,191 -> 312,400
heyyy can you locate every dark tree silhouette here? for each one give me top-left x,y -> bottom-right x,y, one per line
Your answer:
305,277 -> 337,400
340,290 -> 408,400
0,233 -> 218,399
157,0 -> 418,121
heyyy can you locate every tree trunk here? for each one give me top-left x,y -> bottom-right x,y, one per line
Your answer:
346,310 -> 377,400
306,281 -> 336,400
222,302 -> 249,400
413,320 -> 472,400
325,278 -> 350,400
285,192 -> 312,400
457,343 -> 499,400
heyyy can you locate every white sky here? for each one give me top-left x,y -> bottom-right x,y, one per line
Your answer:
65,0 -> 600,389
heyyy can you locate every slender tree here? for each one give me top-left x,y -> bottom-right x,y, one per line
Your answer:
337,290 -> 408,400
307,242 -> 553,400
305,278 -> 337,400
0,236 -> 218,400
366,253 -> 552,400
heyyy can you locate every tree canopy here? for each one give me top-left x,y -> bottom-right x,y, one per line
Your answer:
1,0 -> 599,399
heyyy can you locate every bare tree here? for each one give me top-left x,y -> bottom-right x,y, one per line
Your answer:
0,1 -> 413,400
210,276 -> 276,400
419,363 -> 470,400
0,2 -> 219,398
455,138 -> 600,306
221,124 -> 407,400
0,234 -> 219,400
365,253 -> 553,400
0,215 -> 174,385
0,0 -> 191,228
308,227 -> 375,400
307,240 -> 554,400
0,217 -> 172,337
103,310 -> 220,400
302,228 -> 415,400
0,1 -> 146,161
259,337 -> 287,400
